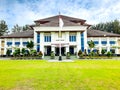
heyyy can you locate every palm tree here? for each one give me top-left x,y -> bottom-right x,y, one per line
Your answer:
26,41 -> 34,50
21,48 -> 26,56
88,40 -> 95,52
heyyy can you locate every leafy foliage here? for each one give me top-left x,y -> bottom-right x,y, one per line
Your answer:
107,51 -> 112,57
51,51 -> 55,59
12,24 -> 32,33
78,50 -> 83,58
90,19 -> 120,34
13,48 -> 20,57
6,49 -> 11,56
30,50 -> 37,56
12,24 -> 22,33
38,51 -> 43,57
88,51 -> 95,58
66,52 -> 70,59
26,41 -> 34,50
21,48 -> 26,56
88,40 -> 95,51
84,49 -> 87,56
101,49 -> 106,55
0,20 -> 8,36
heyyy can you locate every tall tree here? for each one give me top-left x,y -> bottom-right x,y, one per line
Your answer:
12,24 -> 32,33
22,25 -> 32,31
12,24 -> 22,33
0,20 -> 8,36
90,19 -> 120,34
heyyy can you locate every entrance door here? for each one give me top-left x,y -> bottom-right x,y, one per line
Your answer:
46,46 -> 51,55
61,47 -> 65,56
70,46 -> 74,55
55,47 -> 65,56
55,47 -> 59,56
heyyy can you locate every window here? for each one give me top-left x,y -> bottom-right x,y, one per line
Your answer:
69,35 -> 76,42
7,42 -> 12,47
88,49 -> 90,53
94,41 -> 99,45
81,33 -> 84,51
44,36 -> 51,42
23,42 -> 27,46
37,33 -> 40,43
101,41 -> 107,45
15,42 -> 20,46
110,41 -> 115,45
37,45 -> 40,52
9,49 -> 12,53
93,49 -> 97,52
110,49 -> 115,54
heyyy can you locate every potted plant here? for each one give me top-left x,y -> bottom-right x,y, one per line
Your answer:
78,50 -> 83,59
66,52 -> 70,59
51,51 -> 55,59
38,51 -> 43,59
107,51 -> 112,58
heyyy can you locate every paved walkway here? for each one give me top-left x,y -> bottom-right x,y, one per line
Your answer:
48,60 -> 74,62
44,56 -> 77,60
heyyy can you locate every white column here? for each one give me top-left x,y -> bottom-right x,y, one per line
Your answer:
40,32 -> 44,58
66,45 -> 69,53
12,38 -> 15,54
107,37 -> 110,52
4,38 -> 7,55
65,32 -> 69,54
99,38 -> 102,54
51,32 -> 55,43
84,30 -> 87,50
0,39 -> 1,55
76,32 -> 80,57
34,31 -> 37,50
20,38 -> 23,49
51,45 -> 55,52
115,38 -> 119,54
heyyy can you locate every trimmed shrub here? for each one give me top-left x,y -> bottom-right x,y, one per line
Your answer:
51,51 -> 55,59
66,52 -> 70,59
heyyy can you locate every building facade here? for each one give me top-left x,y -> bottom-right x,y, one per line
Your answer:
0,15 -> 120,57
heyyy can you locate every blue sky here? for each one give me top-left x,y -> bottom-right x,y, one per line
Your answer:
0,0 -> 120,31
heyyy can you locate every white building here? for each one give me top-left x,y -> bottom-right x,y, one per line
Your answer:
0,15 -> 120,57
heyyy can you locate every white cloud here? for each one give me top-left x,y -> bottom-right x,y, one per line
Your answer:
0,0 -> 120,30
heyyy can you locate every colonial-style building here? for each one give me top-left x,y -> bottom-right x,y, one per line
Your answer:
0,15 -> 120,57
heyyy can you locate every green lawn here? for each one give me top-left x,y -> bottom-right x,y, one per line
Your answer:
0,60 -> 120,90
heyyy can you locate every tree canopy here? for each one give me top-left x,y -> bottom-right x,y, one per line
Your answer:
0,20 -> 8,36
26,41 -> 34,50
12,24 -> 32,33
90,19 -> 120,34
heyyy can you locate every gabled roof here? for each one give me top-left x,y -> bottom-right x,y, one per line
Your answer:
33,15 -> 91,27
0,30 -> 34,38
87,29 -> 120,37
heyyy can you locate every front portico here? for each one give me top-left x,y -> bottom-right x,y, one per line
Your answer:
33,15 -> 89,58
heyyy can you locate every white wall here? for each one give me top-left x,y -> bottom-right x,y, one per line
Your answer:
87,37 -> 119,54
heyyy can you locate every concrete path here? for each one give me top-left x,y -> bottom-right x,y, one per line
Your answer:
48,60 -> 74,62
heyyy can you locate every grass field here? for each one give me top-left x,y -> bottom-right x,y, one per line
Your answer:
0,60 -> 120,90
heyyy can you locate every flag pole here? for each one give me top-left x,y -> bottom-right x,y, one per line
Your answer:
58,12 -> 62,61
